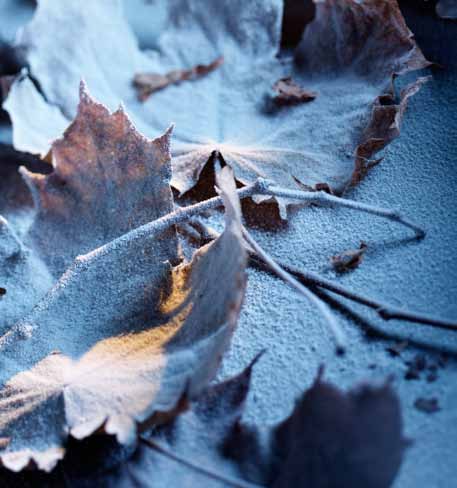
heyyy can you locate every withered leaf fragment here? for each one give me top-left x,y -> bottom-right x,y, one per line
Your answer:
414,397 -> 440,414
353,76 -> 431,185
4,0 -> 430,217
133,56 -> 224,101
273,77 -> 317,106
386,340 -> 409,357
331,241 -> 367,273
0,89 -> 247,473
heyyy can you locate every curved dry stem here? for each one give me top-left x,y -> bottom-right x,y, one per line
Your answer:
241,226 -> 347,355
183,219 -> 457,333
255,259 -> 457,332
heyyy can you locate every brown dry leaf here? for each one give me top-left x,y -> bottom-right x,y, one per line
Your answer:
272,77 -> 317,105
22,82 -> 179,278
4,0 -> 430,218
133,56 -> 224,101
353,76 -> 431,184
0,87 -> 247,472
331,241 -> 368,273
0,81 -> 178,337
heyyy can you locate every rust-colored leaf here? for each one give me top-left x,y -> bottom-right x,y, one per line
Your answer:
331,241 -> 368,273
273,77 -> 317,105
133,56 -> 224,101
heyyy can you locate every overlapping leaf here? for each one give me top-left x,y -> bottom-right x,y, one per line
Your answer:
0,81 -> 178,335
4,0 -> 429,216
0,87 -> 247,472
1,361 -> 407,487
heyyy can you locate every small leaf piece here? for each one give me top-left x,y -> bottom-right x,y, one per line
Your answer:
331,241 -> 367,273
134,56 -> 224,101
414,397 -> 440,414
273,77 -> 317,106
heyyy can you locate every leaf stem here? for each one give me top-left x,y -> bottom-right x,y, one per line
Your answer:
184,219 -> 457,333
139,436 -> 265,488
87,177 -> 424,260
241,226 -> 347,355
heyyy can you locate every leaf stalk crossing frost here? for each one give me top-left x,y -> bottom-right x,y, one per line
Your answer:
86,178 -> 425,263
182,220 -> 457,334
241,226 -> 347,355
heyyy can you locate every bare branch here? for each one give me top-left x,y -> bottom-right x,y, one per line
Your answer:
186,218 -> 457,333
85,176 -> 424,263
254,258 -> 457,332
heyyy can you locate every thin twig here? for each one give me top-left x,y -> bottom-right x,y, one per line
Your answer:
185,219 -> 457,333
85,178 -> 424,261
82,179 -> 267,260
140,436 -> 264,488
241,226 -> 347,355
266,259 -> 457,332
265,184 -> 426,238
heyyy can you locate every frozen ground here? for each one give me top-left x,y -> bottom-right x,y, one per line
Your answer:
0,1 -> 456,486
217,6 -> 457,488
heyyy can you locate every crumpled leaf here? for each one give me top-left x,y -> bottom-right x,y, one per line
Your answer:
414,397 -> 440,414
0,87 -> 247,472
1,361 -> 407,487
272,76 -> 317,105
331,241 -> 367,273
353,75 -> 430,184
133,56 -> 224,101
436,0 -> 457,19
4,0 -> 429,217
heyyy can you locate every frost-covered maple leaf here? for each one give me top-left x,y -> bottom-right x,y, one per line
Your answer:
4,0 -> 429,216
0,86 -> 247,472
